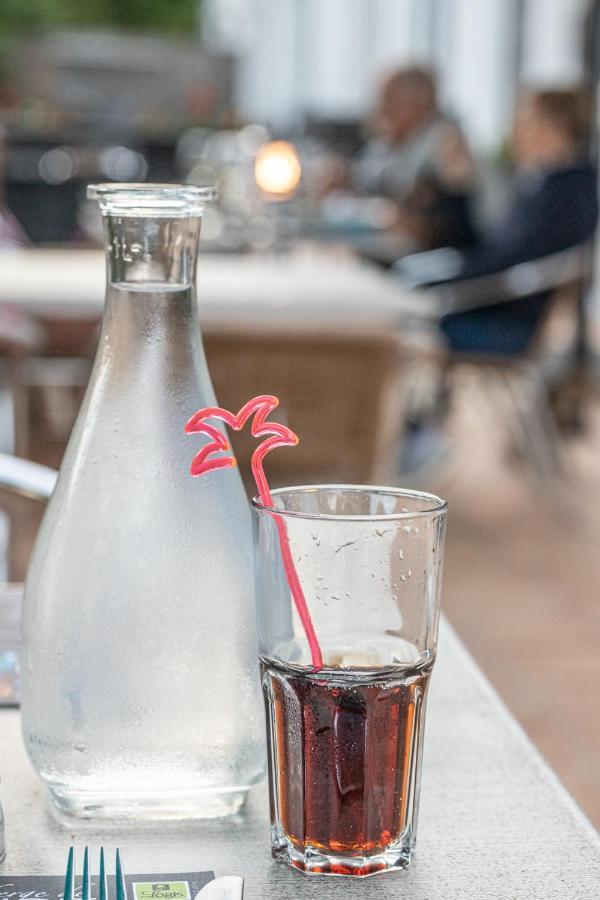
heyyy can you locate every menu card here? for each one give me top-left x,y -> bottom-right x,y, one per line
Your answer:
0,872 -> 214,900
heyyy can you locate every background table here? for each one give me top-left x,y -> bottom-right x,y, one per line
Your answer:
1,621 -> 599,899
0,249 -> 437,329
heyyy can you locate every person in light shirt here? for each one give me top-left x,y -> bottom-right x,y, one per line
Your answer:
353,66 -> 477,253
0,126 -> 29,249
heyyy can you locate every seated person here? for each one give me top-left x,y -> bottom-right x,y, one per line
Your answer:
409,89 -> 598,356
0,126 -> 28,248
353,66 -> 477,253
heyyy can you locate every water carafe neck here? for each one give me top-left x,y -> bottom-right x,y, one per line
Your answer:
104,214 -> 201,290
90,182 -> 218,291
88,184 -> 218,373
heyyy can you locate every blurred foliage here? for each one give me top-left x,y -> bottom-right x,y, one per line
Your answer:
0,0 -> 198,37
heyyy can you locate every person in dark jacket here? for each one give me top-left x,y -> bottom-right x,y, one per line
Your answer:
434,89 -> 598,355
397,89 -> 598,472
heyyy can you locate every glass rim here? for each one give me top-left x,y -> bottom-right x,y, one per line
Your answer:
87,182 -> 218,216
252,484 -> 447,522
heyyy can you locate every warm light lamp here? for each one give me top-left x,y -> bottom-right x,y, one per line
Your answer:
254,140 -> 301,198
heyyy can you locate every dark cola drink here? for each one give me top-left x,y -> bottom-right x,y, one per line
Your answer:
261,653 -> 433,875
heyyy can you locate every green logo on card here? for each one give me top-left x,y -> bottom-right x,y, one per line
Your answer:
133,883 -> 191,900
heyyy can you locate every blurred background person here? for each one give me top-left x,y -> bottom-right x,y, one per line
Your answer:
397,87 -> 597,472
318,66 -> 478,260
354,67 -> 478,253
403,88 -> 598,356
0,126 -> 28,248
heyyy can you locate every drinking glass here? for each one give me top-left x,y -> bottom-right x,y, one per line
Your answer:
253,485 -> 447,876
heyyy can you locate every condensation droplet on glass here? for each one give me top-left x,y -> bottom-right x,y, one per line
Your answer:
399,548 -> 404,560
403,524 -> 412,534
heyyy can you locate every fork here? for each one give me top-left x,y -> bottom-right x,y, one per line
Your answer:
64,847 -> 127,900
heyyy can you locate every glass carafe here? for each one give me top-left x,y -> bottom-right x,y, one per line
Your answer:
20,184 -> 265,820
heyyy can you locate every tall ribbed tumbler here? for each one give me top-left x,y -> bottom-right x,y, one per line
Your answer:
253,485 -> 447,876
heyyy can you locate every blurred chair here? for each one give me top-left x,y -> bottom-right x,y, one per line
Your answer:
20,317 -> 97,469
0,454 -> 55,582
204,327 -> 406,489
0,307 -> 44,582
0,308 -> 92,581
0,453 -> 56,501
398,242 -> 594,491
0,306 -> 46,458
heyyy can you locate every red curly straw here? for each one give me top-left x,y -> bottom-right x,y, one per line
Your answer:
185,395 -> 324,670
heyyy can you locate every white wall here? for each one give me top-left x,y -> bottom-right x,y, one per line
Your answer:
440,0 -> 521,151
520,0 -> 589,85
204,0 -> 590,151
297,0 -> 372,119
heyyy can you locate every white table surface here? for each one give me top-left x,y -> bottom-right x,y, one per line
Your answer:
1,620 -> 599,899
0,249 -> 437,328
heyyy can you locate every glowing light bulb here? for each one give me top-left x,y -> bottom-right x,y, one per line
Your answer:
254,141 -> 302,198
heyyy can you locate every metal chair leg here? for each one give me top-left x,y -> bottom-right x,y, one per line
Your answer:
499,363 -> 567,496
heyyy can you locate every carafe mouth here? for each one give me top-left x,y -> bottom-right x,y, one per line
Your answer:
88,183 -> 218,218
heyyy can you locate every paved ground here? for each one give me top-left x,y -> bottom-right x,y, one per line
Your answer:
421,383 -> 600,828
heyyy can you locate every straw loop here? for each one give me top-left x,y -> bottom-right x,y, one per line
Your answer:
185,395 -> 323,670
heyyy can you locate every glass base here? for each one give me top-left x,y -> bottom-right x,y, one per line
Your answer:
271,830 -> 414,877
48,785 -> 248,822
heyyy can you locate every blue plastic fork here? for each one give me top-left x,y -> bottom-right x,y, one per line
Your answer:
64,847 -> 127,900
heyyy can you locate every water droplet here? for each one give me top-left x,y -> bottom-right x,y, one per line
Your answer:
334,541 -> 355,554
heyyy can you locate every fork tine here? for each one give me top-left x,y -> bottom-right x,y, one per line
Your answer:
82,847 -> 90,900
99,848 -> 107,900
63,847 -> 75,900
115,849 -> 127,900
